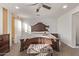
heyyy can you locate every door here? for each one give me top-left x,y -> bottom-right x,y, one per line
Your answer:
15,19 -> 21,43
73,12 -> 79,46
3,8 -> 8,34
76,15 -> 79,45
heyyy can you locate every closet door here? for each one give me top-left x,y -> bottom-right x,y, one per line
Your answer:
3,8 -> 8,34
73,13 -> 79,45
76,15 -> 79,45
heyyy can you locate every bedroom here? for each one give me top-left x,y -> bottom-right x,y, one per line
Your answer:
0,3 -> 79,56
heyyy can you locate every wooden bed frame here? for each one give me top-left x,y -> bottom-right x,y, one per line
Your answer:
31,22 -> 49,32
20,22 -> 60,52
20,37 -> 59,52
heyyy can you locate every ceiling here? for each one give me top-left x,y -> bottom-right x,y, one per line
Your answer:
0,3 -> 79,19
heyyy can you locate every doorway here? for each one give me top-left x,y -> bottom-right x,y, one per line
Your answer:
72,12 -> 79,46
11,16 -> 22,44
15,19 -> 22,43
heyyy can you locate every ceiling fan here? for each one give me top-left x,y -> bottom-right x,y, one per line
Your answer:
28,3 -> 51,12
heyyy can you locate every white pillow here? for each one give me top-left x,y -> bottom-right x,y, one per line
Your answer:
31,32 -> 44,34
31,31 -> 49,34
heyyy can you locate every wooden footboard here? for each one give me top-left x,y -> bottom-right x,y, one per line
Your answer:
51,38 -> 60,51
20,37 -> 60,52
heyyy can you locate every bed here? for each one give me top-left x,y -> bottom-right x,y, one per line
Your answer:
20,22 -> 60,55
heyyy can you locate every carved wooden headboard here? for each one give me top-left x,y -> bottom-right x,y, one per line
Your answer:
31,22 -> 49,32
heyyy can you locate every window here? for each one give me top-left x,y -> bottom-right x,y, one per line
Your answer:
18,20 -> 21,30
24,23 -> 28,32
24,23 -> 31,33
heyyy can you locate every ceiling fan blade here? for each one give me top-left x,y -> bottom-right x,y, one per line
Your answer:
36,8 -> 39,12
42,4 -> 51,10
25,3 -> 38,6
31,3 -> 38,6
36,7 -> 41,12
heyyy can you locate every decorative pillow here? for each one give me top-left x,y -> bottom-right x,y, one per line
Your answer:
31,32 -> 44,34
31,31 -> 49,34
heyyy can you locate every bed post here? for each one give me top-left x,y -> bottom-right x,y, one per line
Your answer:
51,38 -> 60,52
20,39 -> 25,52
55,38 -> 60,51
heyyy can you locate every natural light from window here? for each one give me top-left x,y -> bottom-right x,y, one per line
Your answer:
24,23 -> 31,33
24,23 -> 28,32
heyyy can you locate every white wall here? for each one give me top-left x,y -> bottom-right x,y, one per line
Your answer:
23,16 -> 57,32
57,13 -> 72,47
57,6 -> 79,48
21,16 -> 57,38
15,19 -> 22,43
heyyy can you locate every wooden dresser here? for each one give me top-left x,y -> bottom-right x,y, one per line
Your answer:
0,34 -> 10,56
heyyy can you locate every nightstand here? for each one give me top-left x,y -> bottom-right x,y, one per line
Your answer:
51,33 -> 60,52
51,33 -> 59,38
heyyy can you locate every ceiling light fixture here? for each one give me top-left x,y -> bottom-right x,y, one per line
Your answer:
16,6 -> 20,9
63,5 -> 68,8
